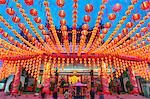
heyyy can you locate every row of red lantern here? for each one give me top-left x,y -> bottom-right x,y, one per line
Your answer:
94,4 -> 137,54
44,1 -> 64,52
84,3 -> 108,53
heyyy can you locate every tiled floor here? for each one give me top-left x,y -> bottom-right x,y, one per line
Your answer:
0,92 -> 148,99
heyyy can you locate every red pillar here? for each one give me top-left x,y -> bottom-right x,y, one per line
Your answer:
128,67 -> 139,94
11,63 -> 22,95
43,77 -> 50,94
101,74 -> 110,94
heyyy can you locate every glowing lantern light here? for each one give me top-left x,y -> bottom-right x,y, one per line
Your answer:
58,10 -> 66,18
126,22 -> 134,28
104,22 -> 111,28
85,4 -> 94,13
102,28 -> 108,34
132,14 -> 141,21
34,17 -> 41,23
42,30 -> 47,35
83,15 -> 91,23
38,24 -> 44,30
44,1 -> 49,6
24,0 -> 34,6
135,33 -> 141,38
23,28 -> 29,35
60,19 -> 66,25
27,33 -> 32,38
73,3 -> 78,8
132,0 -> 138,4
12,16 -> 20,23
0,28 -> 4,34
113,3 -> 122,12
56,0 -> 65,8
18,23 -> 25,29
0,0 -> 6,4
148,22 -> 150,28
140,2 -> 149,10
8,36 -> 14,42
140,27 -> 148,34
30,9 -> 38,16
100,34 -> 105,39
118,34 -> 123,39
82,24 -> 89,30
141,41 -> 146,46
122,28 -> 128,34
108,13 -> 116,20
147,37 -> 150,42
6,8 -> 15,16
2,32 -> 8,38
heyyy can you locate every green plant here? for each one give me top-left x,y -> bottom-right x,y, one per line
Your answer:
126,81 -> 133,93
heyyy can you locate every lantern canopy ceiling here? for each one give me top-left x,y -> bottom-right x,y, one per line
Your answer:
0,0 -> 150,61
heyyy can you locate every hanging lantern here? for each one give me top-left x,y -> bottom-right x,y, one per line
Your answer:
30,8 -> 38,16
141,41 -> 146,46
83,15 -> 91,23
24,0 -> 34,6
126,22 -> 134,28
104,22 -> 111,28
108,13 -> 116,20
135,33 -> 141,38
6,8 -> 15,16
42,30 -> 47,35
118,34 -> 123,40
132,0 -> 138,4
140,27 -> 148,34
12,16 -> 20,23
132,14 -> 141,21
113,3 -> 122,12
73,3 -> 78,8
27,33 -> 32,38
100,34 -> 105,39
0,28 -> 4,34
18,23 -> 25,29
38,24 -> 44,30
8,36 -> 14,42
56,0 -> 65,8
0,0 -> 6,4
147,37 -> 150,42
148,22 -> 150,28
82,24 -> 89,30
34,17 -> 41,23
60,19 -> 66,25
84,4 -> 94,13
2,32 -> 8,38
140,1 -> 149,10
23,28 -> 29,35
102,28 -> 108,34
122,28 -> 128,34
58,10 -> 66,18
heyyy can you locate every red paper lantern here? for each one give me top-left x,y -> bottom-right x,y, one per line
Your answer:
30,9 -> 38,16
135,33 -> 141,38
0,0 -> 6,4
83,15 -> 91,23
73,3 -> 78,8
102,0 -> 108,4
13,40 -> 19,45
61,25 -> 67,31
122,28 -> 128,34
12,16 -> 20,23
141,41 -> 146,46
60,19 -> 66,25
56,0 -> 65,8
18,23 -> 25,29
118,34 -> 123,39
73,0 -> 78,3
42,30 -> 47,35
108,13 -> 116,20
140,27 -> 148,33
147,37 -> 150,42
113,3 -> 122,12
23,28 -> 29,35
38,24 -> 44,30
6,8 -> 15,16
44,1 -> 49,6
3,32 -> 8,38
132,14 -> 141,21
126,22 -> 134,28
58,10 -> 66,18
27,33 -> 32,38
102,28 -> 108,34
100,34 -> 105,39
132,0 -> 138,4
104,22 -> 111,28
148,22 -> 150,28
34,17 -> 41,23
0,28 -> 4,34
82,24 -> 89,30
24,0 -> 34,6
140,1 -> 149,10
8,36 -> 14,42
85,4 -> 93,13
